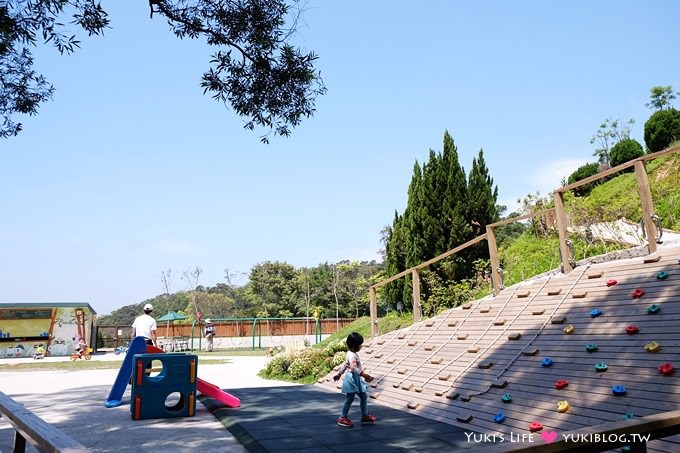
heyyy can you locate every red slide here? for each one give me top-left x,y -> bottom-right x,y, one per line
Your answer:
146,345 -> 241,408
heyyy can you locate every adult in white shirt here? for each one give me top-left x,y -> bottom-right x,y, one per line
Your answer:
132,303 -> 157,346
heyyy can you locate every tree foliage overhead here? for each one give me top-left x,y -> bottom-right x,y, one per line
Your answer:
0,0 -> 326,141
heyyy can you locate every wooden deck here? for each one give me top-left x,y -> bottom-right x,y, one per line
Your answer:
317,244 -> 680,452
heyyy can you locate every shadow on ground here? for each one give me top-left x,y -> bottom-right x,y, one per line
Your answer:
201,385 -> 478,452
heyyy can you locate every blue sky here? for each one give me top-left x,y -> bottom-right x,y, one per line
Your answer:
2,1 -> 679,315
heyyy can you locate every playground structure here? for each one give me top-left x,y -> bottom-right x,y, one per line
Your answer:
105,336 -> 240,415
130,352 -> 197,420
318,145 -> 680,452
321,245 -> 680,452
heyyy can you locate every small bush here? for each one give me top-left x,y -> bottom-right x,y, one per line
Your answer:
610,138 -> 643,168
323,338 -> 347,356
263,353 -> 294,376
567,162 -> 601,196
644,108 -> 680,153
287,348 -> 325,379
331,350 -> 346,367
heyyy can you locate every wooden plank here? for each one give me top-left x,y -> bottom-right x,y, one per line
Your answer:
0,391 -> 88,453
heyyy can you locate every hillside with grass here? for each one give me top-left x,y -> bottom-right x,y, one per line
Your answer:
260,149 -> 680,385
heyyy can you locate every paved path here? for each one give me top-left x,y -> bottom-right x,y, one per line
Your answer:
0,352 -> 298,452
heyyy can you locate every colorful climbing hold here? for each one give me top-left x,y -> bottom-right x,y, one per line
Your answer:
529,421 -> 543,432
658,363 -> 674,375
590,309 -> 603,318
625,325 -> 639,334
647,304 -> 661,314
595,362 -> 608,372
554,380 -> 569,390
622,413 -> 635,420
645,341 -> 661,353
557,400 -> 569,413
612,385 -> 627,396
656,271 -> 669,280
541,357 -> 554,367
631,288 -> 645,299
606,279 -> 618,287
563,324 -> 575,335
501,393 -> 512,403
494,412 -> 506,423
585,343 -> 598,353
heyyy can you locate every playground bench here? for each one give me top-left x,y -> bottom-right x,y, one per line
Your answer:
0,390 -> 88,453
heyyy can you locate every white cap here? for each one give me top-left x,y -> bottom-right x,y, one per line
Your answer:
143,303 -> 153,311
206,318 -> 212,323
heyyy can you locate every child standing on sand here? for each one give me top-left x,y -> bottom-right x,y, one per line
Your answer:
333,332 -> 377,428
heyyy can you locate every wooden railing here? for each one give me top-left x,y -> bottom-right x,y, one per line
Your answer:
466,409 -> 680,452
0,391 -> 88,453
369,144 -> 680,336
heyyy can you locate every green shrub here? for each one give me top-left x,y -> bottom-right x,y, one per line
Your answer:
331,350 -> 346,367
323,338 -> 347,356
644,108 -> 680,153
567,162 -> 601,196
263,353 -> 294,376
610,138 -> 643,168
287,348 -> 325,379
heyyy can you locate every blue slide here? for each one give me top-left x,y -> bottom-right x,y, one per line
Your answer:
105,336 -> 148,408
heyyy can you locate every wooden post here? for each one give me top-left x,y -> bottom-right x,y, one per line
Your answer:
412,269 -> 421,323
635,160 -> 657,255
486,225 -> 501,295
553,190 -> 573,273
369,286 -> 378,337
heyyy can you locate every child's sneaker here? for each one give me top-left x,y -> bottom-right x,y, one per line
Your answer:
337,416 -> 353,428
361,414 -> 377,425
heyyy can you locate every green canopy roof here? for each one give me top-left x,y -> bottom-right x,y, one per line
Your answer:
157,311 -> 187,322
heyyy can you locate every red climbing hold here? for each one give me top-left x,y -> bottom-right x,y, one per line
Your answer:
554,380 -> 569,390
529,421 -> 543,432
625,325 -> 639,335
606,279 -> 618,287
658,363 -> 674,375
631,288 -> 645,299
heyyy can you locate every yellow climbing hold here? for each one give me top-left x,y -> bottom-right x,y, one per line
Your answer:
557,400 -> 569,413
645,341 -> 661,353
563,324 -> 575,335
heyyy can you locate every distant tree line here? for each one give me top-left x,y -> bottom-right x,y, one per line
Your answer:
97,260 -> 383,326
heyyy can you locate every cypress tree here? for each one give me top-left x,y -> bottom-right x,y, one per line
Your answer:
384,211 -> 406,308
466,149 -> 500,267
440,131 -> 470,281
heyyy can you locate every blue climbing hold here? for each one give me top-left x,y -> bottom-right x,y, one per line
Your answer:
656,271 -> 669,280
501,393 -> 512,403
494,412 -> 506,423
590,309 -> 603,318
541,357 -> 554,368
622,413 -> 635,420
612,385 -> 627,396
